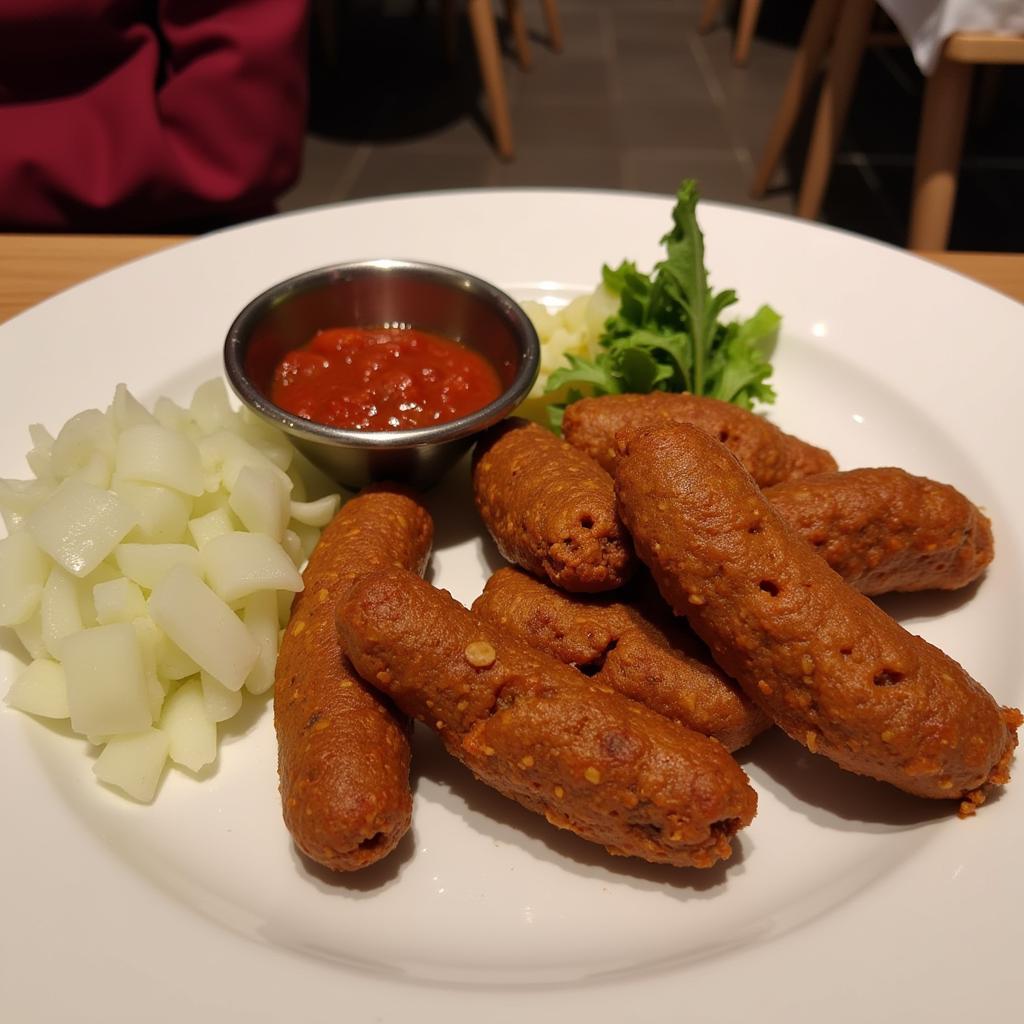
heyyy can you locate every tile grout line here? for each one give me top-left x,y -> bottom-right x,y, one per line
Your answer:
601,3 -> 628,186
335,145 -> 374,202
684,30 -> 752,169
685,30 -> 727,110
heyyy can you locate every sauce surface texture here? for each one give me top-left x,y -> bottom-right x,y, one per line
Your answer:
271,326 -> 502,431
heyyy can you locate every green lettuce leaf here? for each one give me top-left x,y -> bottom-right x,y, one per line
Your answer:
545,179 -> 781,430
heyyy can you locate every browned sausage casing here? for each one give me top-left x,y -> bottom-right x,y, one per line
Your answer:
274,487 -> 433,871
472,566 -> 769,751
337,568 -> 757,868
563,392 -> 837,486
473,419 -> 634,593
615,424 -> 1020,812
765,468 -> 994,595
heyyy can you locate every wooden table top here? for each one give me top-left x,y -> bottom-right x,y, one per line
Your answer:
0,233 -> 1021,325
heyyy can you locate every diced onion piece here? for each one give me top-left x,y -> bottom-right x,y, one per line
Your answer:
78,562 -> 119,626
115,542 -> 201,590
93,728 -> 169,803
68,450 -> 113,490
199,430 -> 292,494
58,622 -> 153,737
29,422 -> 55,450
188,507 -> 235,549
50,409 -> 116,480
5,659 -> 69,719
228,464 -> 290,540
27,478 -> 138,578
0,477 -> 55,531
110,383 -> 157,430
41,567 -> 84,656
13,612 -> 47,660
131,616 -> 169,720
148,566 -> 258,692
155,625 -> 201,681
200,671 -> 243,723
116,424 -> 204,497
291,521 -> 321,563
0,530 -> 49,626
200,532 -> 303,604
93,578 -> 149,625
286,447 -> 339,503
281,529 -> 303,567
26,423 -> 55,478
242,591 -> 278,695
25,446 -> 53,479
153,396 -> 190,433
236,408 -> 295,470
289,493 -> 341,528
114,479 -> 193,545
189,379 -> 236,435
161,678 -> 217,771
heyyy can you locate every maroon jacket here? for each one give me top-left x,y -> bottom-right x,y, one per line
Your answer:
0,0 -> 308,230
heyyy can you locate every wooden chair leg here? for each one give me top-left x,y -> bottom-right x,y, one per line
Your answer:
698,0 -> 726,35
909,55 -> 973,251
505,0 -> 531,69
751,0 -> 841,198
733,0 -> 763,66
796,0 -> 874,220
540,0 -> 563,52
468,0 -> 515,159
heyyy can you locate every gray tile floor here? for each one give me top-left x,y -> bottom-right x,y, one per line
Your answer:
279,0 -> 1022,251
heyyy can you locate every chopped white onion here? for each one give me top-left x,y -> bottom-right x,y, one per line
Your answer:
27,478 -> 138,577
4,379 -> 335,802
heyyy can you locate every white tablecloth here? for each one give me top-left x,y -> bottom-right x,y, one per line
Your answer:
877,0 -> 1024,73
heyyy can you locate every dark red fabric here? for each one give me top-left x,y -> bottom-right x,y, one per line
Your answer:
0,0 -> 309,231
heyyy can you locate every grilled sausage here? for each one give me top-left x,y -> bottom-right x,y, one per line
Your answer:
473,419 -> 634,592
765,468 -> 994,595
274,487 -> 433,871
615,424 -> 1020,813
337,568 -> 757,868
562,392 -> 837,485
472,567 -> 769,751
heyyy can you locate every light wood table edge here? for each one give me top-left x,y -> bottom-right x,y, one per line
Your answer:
0,234 -> 187,326
0,236 -> 1020,327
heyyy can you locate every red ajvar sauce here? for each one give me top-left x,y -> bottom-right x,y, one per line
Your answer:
270,326 -> 503,431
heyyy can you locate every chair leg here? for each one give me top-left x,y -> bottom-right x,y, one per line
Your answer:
733,0 -> 763,66
468,0 -> 515,159
751,0 -> 841,198
909,55 -> 972,251
796,0 -> 874,220
698,0 -> 726,35
505,0 -> 531,69
540,0 -> 563,52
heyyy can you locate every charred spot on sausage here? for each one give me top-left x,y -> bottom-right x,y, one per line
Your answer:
873,669 -> 904,686
577,638 -> 618,676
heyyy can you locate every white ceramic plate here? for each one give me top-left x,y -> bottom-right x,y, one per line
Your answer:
2,191 -> 1021,1024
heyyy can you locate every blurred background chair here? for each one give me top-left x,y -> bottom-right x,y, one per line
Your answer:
910,32 -> 1024,249
442,0 -> 565,158
316,0 -> 563,160
750,0 -> 1024,250
698,0 -> 764,66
